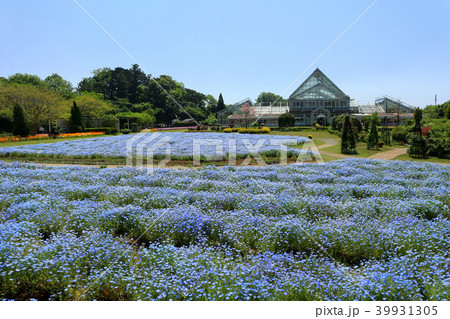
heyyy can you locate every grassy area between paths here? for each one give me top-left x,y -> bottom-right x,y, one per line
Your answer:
320,142 -> 406,158
393,154 -> 450,164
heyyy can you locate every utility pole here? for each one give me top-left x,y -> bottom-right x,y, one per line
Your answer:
435,94 -> 437,106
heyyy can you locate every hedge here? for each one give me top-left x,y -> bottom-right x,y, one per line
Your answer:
223,127 -> 271,134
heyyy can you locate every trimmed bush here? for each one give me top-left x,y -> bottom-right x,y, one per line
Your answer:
278,113 -> 295,128
223,127 -> 271,134
84,127 -> 110,133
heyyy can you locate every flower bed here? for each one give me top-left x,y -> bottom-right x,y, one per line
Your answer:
0,159 -> 449,300
0,132 -> 105,143
0,132 -> 310,161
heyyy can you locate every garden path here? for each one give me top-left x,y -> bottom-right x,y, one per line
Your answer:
314,138 -> 349,159
368,148 -> 407,160
315,138 -> 339,150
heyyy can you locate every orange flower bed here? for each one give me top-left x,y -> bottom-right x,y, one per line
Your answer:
59,132 -> 105,138
0,132 -> 105,143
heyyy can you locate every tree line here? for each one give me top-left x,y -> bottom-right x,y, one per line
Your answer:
0,64 -> 227,134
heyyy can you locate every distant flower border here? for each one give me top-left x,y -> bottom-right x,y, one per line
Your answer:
0,132 -> 105,143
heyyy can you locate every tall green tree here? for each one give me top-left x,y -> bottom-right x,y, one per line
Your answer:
0,84 -> 69,133
256,92 -> 286,104
75,92 -> 112,118
367,114 -> 380,150
408,108 -> 427,157
12,104 -> 30,137
44,73 -> 74,99
381,128 -> 392,146
341,115 -> 357,154
413,107 -> 423,135
8,73 -> 46,87
216,93 -> 225,113
70,101 -> 84,132
205,94 -> 217,113
129,64 -> 149,104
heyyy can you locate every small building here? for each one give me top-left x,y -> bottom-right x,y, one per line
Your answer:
226,103 -> 289,128
217,98 -> 253,126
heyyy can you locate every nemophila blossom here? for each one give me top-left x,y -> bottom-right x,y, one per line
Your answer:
0,132 -> 311,160
0,159 -> 449,300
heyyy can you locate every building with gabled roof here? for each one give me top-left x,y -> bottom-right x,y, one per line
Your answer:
288,68 -> 351,126
219,68 -> 416,128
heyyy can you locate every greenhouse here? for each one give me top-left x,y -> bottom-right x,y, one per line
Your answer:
288,68 -> 351,126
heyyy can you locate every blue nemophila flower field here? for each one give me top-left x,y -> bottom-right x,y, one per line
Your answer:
0,159 -> 449,300
0,132 -> 311,161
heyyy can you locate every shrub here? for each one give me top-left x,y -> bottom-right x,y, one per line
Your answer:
101,114 -> 118,129
173,121 -> 196,127
278,113 -> 295,128
109,128 -> 118,135
392,126 -> 408,143
49,124 -> 60,138
223,128 -> 240,133
131,123 -> 139,132
426,138 -> 450,158
408,135 -> 427,157
341,149 -> 358,155
223,127 -> 270,134
327,127 -> 341,137
121,129 -> 131,135
84,127 -> 110,133
238,127 -> 271,134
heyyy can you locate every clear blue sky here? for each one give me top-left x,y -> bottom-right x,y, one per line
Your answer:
1,0 -> 449,107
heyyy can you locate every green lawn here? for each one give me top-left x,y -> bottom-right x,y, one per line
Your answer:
320,142 -> 403,158
319,154 -> 345,162
269,130 -> 337,139
393,154 -> 450,164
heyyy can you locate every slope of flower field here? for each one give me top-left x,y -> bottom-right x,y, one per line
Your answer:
0,132 -> 310,160
0,159 -> 449,300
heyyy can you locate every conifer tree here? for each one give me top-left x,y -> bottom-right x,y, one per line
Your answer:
367,115 -> 380,150
12,104 -> 30,137
381,128 -> 391,146
70,101 -> 84,132
216,93 -> 225,113
408,108 -> 427,157
341,115 -> 357,154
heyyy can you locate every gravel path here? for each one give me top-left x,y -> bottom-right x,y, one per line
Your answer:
368,147 -> 407,160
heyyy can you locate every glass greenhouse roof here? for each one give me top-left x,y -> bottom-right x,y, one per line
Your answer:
289,69 -> 349,101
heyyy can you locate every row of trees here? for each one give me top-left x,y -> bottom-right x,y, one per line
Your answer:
336,105 -> 449,159
75,65 -> 227,124
0,66 -> 232,135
